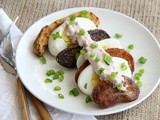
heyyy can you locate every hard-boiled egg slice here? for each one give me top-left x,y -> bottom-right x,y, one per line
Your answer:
48,17 -> 97,57
98,38 -> 123,49
77,57 -> 131,96
75,17 -> 97,31
76,38 -> 123,69
77,65 -> 100,96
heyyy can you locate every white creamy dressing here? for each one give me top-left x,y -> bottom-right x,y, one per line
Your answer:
64,18 -> 127,91
48,17 -> 129,91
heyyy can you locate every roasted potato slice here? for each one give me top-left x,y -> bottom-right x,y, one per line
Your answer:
92,76 -> 140,108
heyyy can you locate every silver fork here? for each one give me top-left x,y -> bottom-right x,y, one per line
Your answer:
0,16 -> 19,74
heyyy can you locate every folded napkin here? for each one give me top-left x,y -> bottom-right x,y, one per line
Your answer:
0,8 -> 97,120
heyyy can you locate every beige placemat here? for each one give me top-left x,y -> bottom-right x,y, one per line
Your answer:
0,0 -> 160,120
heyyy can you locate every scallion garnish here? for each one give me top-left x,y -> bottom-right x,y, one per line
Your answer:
54,86 -> 61,91
53,72 -> 60,79
116,83 -> 123,91
69,15 -> 76,25
80,49 -> 86,55
80,10 -> 88,18
134,68 -> 144,88
79,29 -> 85,36
40,56 -> 47,64
85,96 -> 92,103
134,73 -> 141,80
59,75 -> 64,82
84,83 -> 88,89
120,62 -> 127,71
46,70 -> 55,76
135,79 -> 143,88
128,44 -> 134,50
114,33 -> 123,39
89,52 -> 96,58
109,72 -> 118,81
138,56 -> 147,64
44,78 -> 52,83
139,69 -> 144,76
104,55 -> 112,65
98,68 -> 105,74
69,88 -> 79,97
90,42 -> 98,49
95,56 -> 100,62
58,93 -> 64,99
52,31 -> 62,40
57,70 -> 64,75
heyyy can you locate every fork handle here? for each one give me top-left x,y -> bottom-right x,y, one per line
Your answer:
17,77 -> 52,120
17,78 -> 30,120
29,93 -> 52,120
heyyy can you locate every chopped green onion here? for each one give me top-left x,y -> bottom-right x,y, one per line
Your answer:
98,68 -> 105,74
138,56 -> 147,64
70,15 -> 76,25
46,70 -> 55,76
69,88 -> 79,97
58,93 -> 64,99
40,56 -> 47,64
89,53 -> 96,58
109,72 -> 118,80
53,72 -> 60,79
54,86 -> 61,91
90,42 -> 98,49
80,49 -> 86,55
70,15 -> 76,21
134,73 -> 141,80
59,75 -> 64,82
79,29 -> 85,36
128,44 -> 134,50
135,80 -> 143,88
75,53 -> 80,60
116,83 -> 123,91
80,10 -> 88,18
57,70 -> 64,75
44,78 -> 52,83
139,69 -> 144,76
95,56 -> 100,62
120,62 -> 128,71
134,68 -> 144,88
52,32 -> 62,40
114,33 -> 123,39
84,83 -> 88,89
85,96 -> 92,103
104,55 -> 112,65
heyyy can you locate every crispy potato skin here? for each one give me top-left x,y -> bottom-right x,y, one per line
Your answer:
106,48 -> 135,73
92,76 -> 140,108
33,11 -> 100,57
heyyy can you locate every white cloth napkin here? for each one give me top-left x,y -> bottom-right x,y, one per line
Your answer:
0,8 -> 97,120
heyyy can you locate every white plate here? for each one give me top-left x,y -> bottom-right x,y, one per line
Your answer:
16,7 -> 160,115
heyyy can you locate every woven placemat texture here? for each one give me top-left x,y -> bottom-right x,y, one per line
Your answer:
0,0 -> 160,120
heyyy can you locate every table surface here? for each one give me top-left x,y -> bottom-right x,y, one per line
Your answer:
0,0 -> 160,120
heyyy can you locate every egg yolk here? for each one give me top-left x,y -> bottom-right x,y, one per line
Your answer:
102,45 -> 109,50
62,29 -> 73,46
91,72 -> 100,87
